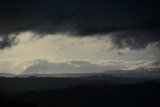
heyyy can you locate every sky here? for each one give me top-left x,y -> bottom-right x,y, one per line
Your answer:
0,0 -> 160,74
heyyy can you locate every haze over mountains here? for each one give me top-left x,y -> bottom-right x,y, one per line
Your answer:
0,68 -> 160,79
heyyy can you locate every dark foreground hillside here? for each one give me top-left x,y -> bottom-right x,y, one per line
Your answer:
0,82 -> 160,107
0,77 -> 160,107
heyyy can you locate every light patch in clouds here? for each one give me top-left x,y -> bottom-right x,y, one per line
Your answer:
0,32 -> 114,60
0,32 -> 159,61
0,32 -> 159,74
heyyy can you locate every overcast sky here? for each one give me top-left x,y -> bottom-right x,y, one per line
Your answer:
0,0 -> 159,74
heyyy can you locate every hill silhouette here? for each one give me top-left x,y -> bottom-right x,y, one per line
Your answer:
0,76 -> 160,107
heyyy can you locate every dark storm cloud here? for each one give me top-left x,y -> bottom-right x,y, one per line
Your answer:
0,0 -> 160,49
111,30 -> 160,50
0,35 -> 18,49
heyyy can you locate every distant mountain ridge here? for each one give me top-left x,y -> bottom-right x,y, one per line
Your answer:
0,73 -> 17,77
0,68 -> 160,78
102,69 -> 160,78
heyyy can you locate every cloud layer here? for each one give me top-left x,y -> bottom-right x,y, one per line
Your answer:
0,0 -> 160,49
0,58 -> 158,74
19,59 -> 160,74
